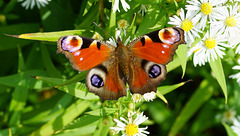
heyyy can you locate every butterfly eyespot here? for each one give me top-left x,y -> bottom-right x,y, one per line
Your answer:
148,65 -> 161,78
158,28 -> 180,44
86,67 -> 107,90
61,36 -> 83,53
91,74 -> 104,88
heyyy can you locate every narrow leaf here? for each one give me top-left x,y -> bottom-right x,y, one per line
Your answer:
157,80 -> 190,95
36,76 -> 99,100
176,44 -> 187,78
209,56 -> 227,103
31,100 -> 91,136
222,122 -> 238,136
14,30 -> 88,42
41,45 -> 61,77
169,79 -> 214,136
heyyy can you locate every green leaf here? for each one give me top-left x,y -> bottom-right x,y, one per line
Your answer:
54,72 -> 87,88
109,0 -> 116,36
76,3 -> 99,29
31,100 -> 91,136
64,115 -> 101,130
176,44 -> 187,78
8,86 -> 28,127
16,30 -> 89,42
0,70 -> 46,89
209,56 -> 228,103
22,94 -> 73,125
169,79 -> 214,136
222,122 -> 238,136
166,56 -> 181,72
35,76 -> 99,100
93,116 -> 114,136
136,5 -> 166,37
157,81 -> 190,95
17,46 -> 25,73
85,108 -> 118,116
0,23 -> 39,51
41,45 -> 61,77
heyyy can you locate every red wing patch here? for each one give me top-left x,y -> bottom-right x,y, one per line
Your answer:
71,42 -> 112,71
57,36 -> 113,71
132,38 -> 173,65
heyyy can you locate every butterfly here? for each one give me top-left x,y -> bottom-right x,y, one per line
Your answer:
57,27 -> 185,101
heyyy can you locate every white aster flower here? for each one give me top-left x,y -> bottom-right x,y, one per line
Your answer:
92,32 -> 104,41
186,0 -> 227,30
222,108 -> 236,124
143,91 -> 156,102
211,3 -> 240,47
231,116 -> 240,136
118,19 -> 129,29
187,46 -> 207,66
18,0 -> 51,9
110,112 -> 149,136
132,93 -> 143,103
229,65 -> 240,85
192,26 -> 229,63
168,8 -> 202,46
138,4 -> 148,16
112,0 -> 130,13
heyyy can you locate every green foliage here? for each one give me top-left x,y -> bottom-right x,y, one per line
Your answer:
0,0 -> 239,136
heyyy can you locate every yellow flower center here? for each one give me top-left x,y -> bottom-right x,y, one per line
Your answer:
181,19 -> 193,32
118,19 -> 128,29
225,16 -> 237,27
201,3 -> 213,15
205,38 -> 216,49
125,123 -> 138,136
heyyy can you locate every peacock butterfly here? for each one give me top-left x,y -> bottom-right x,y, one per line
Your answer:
57,27 -> 185,101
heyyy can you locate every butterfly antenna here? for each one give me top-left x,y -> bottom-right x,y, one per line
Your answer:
93,22 -> 115,41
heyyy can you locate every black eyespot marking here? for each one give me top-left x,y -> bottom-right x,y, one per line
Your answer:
91,74 -> 104,88
148,65 -> 161,78
140,37 -> 145,46
97,42 -> 101,50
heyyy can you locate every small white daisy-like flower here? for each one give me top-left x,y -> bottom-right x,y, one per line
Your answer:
138,4 -> 148,16
192,26 -> 229,63
18,0 -> 51,9
187,46 -> 207,66
118,19 -> 129,29
222,108 -> 236,123
231,116 -> 240,136
107,29 -> 131,46
168,8 -> 202,46
143,91 -> 156,102
186,0 -> 227,30
92,32 -> 103,41
229,65 -> 240,85
112,0 -> 130,13
211,3 -> 240,47
132,93 -> 143,103
110,112 -> 149,136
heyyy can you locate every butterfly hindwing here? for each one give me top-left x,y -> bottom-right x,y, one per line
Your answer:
85,59 -> 127,101
57,36 -> 115,71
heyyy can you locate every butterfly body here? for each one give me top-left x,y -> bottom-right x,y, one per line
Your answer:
57,27 -> 185,101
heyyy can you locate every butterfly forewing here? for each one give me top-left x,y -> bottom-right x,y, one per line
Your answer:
57,36 -> 115,71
